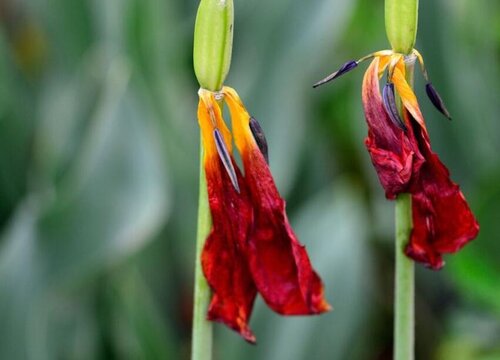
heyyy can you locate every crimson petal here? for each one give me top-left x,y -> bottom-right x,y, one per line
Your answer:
362,58 -> 424,199
405,115 -> 479,269
241,144 -> 330,314
202,158 -> 257,342
361,58 -> 479,268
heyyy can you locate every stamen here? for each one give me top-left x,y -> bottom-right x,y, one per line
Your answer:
412,49 -> 430,81
313,60 -> 358,88
425,83 -> 452,120
409,51 -> 451,120
249,117 -> 269,164
382,83 -> 407,132
313,51 -> 394,88
213,129 -> 240,193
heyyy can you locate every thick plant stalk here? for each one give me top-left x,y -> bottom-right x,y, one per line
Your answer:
191,138 -> 213,360
385,0 -> 418,54
394,193 -> 414,360
393,55 -> 416,360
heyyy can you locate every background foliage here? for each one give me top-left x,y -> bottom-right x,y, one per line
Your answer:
0,0 -> 499,359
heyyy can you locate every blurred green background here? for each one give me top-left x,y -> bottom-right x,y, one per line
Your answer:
0,0 -> 499,359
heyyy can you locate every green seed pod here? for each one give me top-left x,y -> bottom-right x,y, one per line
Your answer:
193,0 -> 234,91
385,0 -> 418,55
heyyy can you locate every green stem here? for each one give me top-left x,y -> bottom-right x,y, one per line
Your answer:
394,193 -> 414,360
393,55 -> 416,360
191,136 -> 213,360
385,0 -> 418,54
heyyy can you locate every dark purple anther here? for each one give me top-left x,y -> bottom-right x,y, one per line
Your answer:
382,83 -> 407,132
249,117 -> 269,164
426,83 -> 452,120
214,128 -> 240,193
313,60 -> 358,88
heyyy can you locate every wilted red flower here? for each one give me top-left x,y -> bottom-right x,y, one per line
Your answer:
315,50 -> 479,270
197,87 -> 330,343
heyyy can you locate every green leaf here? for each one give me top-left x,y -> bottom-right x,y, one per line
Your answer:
0,59 -> 170,359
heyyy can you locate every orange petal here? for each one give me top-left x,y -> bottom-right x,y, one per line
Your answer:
394,55 -> 406,77
405,111 -> 479,269
392,66 -> 427,131
198,89 -> 233,161
377,55 -> 392,79
198,89 -> 241,191
220,86 -> 253,153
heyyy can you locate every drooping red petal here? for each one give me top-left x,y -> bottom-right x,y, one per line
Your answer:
197,92 -> 257,343
202,161 -> 257,342
224,86 -> 331,315
361,58 -> 479,269
242,146 -> 330,314
405,113 -> 479,269
362,58 -> 424,199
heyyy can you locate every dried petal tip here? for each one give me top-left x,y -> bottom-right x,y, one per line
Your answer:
313,60 -> 358,88
382,82 -> 407,132
213,128 -> 240,193
425,83 -> 452,120
249,117 -> 269,164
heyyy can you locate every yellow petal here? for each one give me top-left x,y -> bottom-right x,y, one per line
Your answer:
394,56 -> 406,77
377,55 -> 392,79
222,86 -> 254,154
392,67 -> 427,131
198,89 -> 233,161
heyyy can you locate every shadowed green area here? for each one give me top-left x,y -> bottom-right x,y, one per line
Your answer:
0,0 -> 498,359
